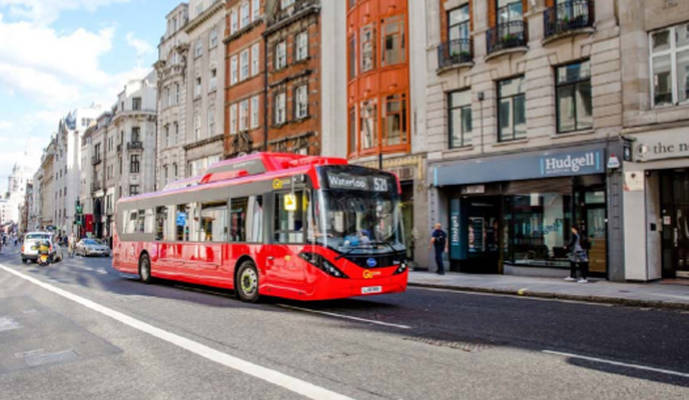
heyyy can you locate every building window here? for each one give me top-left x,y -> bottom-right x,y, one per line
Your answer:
556,60 -> 592,133
239,99 -> 249,131
230,103 -> 238,135
650,24 -> 689,107
296,31 -> 308,61
252,0 -> 260,22
348,35 -> 356,80
173,163 -> 178,179
497,0 -> 523,24
281,0 -> 295,9
131,127 -> 140,142
209,68 -> 217,91
240,49 -> 249,81
174,122 -> 179,144
130,155 -> 140,173
360,25 -> 376,73
448,5 -> 470,42
497,76 -> 526,142
194,113 -> 201,139
275,41 -> 287,69
164,124 -> 170,147
194,76 -> 202,97
132,97 -> 142,111
208,106 -> 215,135
175,83 -> 180,104
383,93 -> 407,146
129,185 -> 139,196
448,89 -> 472,148
230,9 -> 238,34
195,39 -> 203,58
360,98 -> 377,150
251,95 -> 259,129
274,92 -> 286,125
349,0 -> 356,9
164,165 -> 169,183
348,106 -> 357,154
230,55 -> 238,84
240,1 -> 250,29
381,16 -> 405,66
209,29 -> 218,48
251,43 -> 260,76
294,84 -> 308,119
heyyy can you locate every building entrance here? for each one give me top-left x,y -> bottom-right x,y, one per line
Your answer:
660,169 -> 689,278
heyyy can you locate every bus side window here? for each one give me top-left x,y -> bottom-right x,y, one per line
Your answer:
127,210 -> 138,234
274,191 -> 304,244
155,206 -> 167,241
136,209 -> 146,233
201,202 -> 229,242
230,197 -> 248,242
246,195 -> 263,243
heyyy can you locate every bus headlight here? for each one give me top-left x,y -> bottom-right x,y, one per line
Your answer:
299,252 -> 349,279
394,261 -> 408,275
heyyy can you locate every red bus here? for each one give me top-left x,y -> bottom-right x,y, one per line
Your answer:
113,153 -> 408,302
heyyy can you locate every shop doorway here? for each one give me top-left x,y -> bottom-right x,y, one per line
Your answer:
574,188 -> 607,275
463,196 -> 501,273
400,181 -> 414,262
660,169 -> 689,279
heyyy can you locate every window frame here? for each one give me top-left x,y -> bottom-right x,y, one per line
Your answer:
239,99 -> 249,131
274,91 -> 287,125
251,43 -> 260,76
295,31 -> 309,62
497,75 -> 526,142
230,55 -> 238,85
649,24 -> 689,107
381,15 -> 405,67
240,48 -> 250,81
230,103 -> 238,135
250,95 -> 260,129
555,60 -> 593,133
448,89 -> 473,148
294,84 -> 308,119
275,40 -> 287,70
382,93 -> 407,146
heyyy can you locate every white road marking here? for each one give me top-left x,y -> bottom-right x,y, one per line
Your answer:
278,304 -> 412,330
0,264 -> 355,400
543,350 -> 689,379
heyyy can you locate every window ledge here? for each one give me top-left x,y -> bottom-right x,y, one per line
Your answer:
436,61 -> 474,75
484,46 -> 528,62
550,129 -> 595,139
542,27 -> 595,46
444,145 -> 474,155
491,138 -> 529,148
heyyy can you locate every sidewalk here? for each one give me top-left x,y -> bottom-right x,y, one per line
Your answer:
408,270 -> 689,310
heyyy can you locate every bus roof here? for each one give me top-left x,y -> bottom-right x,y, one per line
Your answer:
119,152 -> 349,203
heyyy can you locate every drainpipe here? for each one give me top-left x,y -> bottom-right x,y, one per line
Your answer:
263,29 -> 269,152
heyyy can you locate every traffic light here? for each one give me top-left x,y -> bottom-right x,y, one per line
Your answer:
75,200 -> 83,215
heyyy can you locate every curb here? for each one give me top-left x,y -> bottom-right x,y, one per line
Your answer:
408,282 -> 689,311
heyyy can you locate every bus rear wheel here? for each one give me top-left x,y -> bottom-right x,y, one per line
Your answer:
236,261 -> 259,303
139,253 -> 152,284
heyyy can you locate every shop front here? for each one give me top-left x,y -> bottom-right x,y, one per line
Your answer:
625,127 -> 689,281
433,144 -> 613,278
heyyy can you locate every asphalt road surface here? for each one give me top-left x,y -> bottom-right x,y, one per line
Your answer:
1,249 -> 688,399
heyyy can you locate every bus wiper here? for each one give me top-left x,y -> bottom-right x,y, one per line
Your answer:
334,243 -> 375,260
368,240 -> 398,254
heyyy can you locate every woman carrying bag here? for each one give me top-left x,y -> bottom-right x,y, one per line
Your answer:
565,225 -> 589,283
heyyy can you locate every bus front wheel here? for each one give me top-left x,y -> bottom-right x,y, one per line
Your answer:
139,253 -> 152,284
236,261 -> 259,303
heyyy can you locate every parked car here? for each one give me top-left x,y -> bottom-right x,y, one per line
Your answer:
21,232 -> 64,264
76,239 -> 110,257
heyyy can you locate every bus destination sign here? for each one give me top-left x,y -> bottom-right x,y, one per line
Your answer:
326,172 -> 390,192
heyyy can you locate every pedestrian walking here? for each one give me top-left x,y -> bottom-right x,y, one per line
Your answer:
430,223 -> 448,275
565,225 -> 589,283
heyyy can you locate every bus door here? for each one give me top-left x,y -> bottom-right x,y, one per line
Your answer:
267,190 -> 307,291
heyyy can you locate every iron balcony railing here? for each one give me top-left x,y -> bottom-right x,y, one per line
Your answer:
486,20 -> 528,54
127,141 -> 143,151
437,38 -> 473,69
544,0 -> 594,38
91,155 -> 102,165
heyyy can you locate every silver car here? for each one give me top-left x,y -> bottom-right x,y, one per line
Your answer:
76,239 -> 110,257
21,232 -> 64,264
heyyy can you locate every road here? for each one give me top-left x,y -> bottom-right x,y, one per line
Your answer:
0,249 -> 688,399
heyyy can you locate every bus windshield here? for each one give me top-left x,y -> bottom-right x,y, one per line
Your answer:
314,189 -> 404,254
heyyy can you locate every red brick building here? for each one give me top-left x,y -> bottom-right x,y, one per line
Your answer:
263,0 -> 321,155
224,0 -> 266,157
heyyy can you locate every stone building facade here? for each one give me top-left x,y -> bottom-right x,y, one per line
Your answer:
620,0 -> 689,281
424,0 -> 625,279
155,3 -> 190,189
184,0 -> 226,177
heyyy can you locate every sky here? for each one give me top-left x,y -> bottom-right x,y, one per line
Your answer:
0,0 -> 180,194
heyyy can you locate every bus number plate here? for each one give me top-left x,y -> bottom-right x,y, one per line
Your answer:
361,286 -> 382,294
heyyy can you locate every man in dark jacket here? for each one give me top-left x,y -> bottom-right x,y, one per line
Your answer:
431,223 -> 448,275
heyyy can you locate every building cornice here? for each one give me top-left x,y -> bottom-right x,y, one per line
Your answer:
183,133 -> 225,151
185,1 -> 224,34
264,5 -> 320,36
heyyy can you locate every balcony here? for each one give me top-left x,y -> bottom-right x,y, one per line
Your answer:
91,182 -> 102,193
486,20 -> 528,55
437,38 -> 473,70
127,141 -> 143,151
91,155 -> 102,165
544,0 -> 594,39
